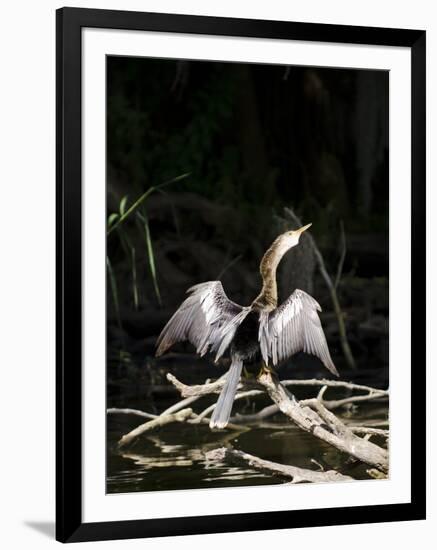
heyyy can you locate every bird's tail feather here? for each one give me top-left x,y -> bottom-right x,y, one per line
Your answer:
209,358 -> 243,429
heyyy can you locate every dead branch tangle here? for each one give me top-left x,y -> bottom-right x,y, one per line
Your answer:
111,371 -> 388,476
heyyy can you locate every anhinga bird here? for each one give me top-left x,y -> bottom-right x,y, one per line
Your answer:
156,224 -> 339,429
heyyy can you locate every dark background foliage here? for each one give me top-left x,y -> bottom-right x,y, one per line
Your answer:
106,55 -> 389,403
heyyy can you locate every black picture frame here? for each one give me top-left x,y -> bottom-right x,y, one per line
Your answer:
56,7 -> 426,543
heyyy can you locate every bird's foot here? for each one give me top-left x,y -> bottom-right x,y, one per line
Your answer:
259,363 -> 274,376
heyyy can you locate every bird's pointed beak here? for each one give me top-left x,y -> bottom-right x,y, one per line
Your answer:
295,223 -> 312,235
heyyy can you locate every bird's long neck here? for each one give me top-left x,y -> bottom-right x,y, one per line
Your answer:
252,238 -> 284,311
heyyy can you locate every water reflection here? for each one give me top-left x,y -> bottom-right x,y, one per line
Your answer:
107,401 -> 387,493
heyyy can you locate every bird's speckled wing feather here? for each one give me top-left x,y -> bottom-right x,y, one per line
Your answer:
259,289 -> 338,376
156,281 -> 248,361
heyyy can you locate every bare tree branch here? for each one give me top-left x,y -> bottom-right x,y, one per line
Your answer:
165,371 -> 388,473
166,372 -> 245,397
107,408 -> 157,420
160,395 -> 202,416
349,426 -> 389,438
231,390 -> 387,423
118,408 -> 193,448
206,447 -> 354,484
167,372 -> 387,398
193,387 -> 269,423
231,404 -> 279,423
256,372 -> 388,472
281,378 -> 385,393
317,392 -> 387,410
108,405 -> 388,446
112,372 -> 388,476
348,419 -> 389,428
114,398 -> 248,449
167,373 -> 388,424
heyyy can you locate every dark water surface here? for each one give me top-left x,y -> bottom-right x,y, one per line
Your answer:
107,394 -> 388,493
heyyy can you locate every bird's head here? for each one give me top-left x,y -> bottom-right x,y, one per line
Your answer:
275,223 -> 312,255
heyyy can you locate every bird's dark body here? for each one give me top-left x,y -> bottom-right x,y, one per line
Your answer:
230,310 -> 261,374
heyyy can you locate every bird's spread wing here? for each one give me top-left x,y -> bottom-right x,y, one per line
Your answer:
259,289 -> 339,376
156,281 -> 248,361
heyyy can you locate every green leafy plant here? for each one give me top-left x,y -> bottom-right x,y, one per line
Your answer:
106,173 -> 189,315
